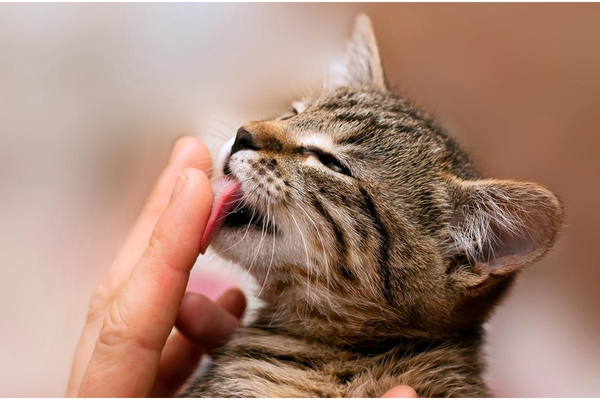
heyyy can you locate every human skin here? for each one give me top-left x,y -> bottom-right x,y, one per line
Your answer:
66,137 -> 416,398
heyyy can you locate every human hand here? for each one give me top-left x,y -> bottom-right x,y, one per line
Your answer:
66,137 -> 246,397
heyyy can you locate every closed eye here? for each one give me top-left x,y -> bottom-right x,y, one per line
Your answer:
303,148 -> 352,177
278,106 -> 299,121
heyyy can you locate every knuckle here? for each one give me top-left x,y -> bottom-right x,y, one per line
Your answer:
86,279 -> 116,325
147,224 -> 179,273
96,301 -> 127,350
97,299 -> 160,353
147,226 -> 168,260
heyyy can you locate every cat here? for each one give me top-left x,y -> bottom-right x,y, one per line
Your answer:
183,15 -> 563,397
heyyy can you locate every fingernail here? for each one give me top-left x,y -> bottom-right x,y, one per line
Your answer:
169,173 -> 187,204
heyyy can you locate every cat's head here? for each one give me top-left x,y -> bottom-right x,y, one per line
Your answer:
203,15 -> 563,343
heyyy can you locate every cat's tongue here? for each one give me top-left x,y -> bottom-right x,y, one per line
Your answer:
200,176 -> 243,254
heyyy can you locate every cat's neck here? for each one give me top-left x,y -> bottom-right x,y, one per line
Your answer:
248,301 -> 485,353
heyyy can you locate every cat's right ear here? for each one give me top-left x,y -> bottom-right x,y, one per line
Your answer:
444,177 -> 563,290
326,14 -> 387,91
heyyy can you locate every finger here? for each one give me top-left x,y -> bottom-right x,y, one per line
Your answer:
150,288 -> 247,397
108,137 -> 213,294
150,332 -> 201,398
381,385 -> 418,398
214,287 -> 247,320
85,138 -> 212,324
79,168 -> 212,397
175,288 -> 246,353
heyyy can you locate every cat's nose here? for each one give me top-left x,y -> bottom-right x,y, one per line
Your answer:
230,126 -> 260,156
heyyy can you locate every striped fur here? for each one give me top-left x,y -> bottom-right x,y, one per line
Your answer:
182,15 -> 562,397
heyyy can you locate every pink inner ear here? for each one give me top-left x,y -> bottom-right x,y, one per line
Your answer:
485,219 -> 539,269
449,179 -> 562,272
485,193 -> 560,271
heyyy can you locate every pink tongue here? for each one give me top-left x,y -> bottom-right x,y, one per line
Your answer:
200,176 -> 243,254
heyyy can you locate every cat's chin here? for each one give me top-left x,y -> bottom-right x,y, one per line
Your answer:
209,222 -> 279,268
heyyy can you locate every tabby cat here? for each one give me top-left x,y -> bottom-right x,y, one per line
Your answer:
184,15 -> 563,397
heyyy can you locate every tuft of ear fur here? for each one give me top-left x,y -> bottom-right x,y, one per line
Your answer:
327,14 -> 387,90
446,178 -> 563,286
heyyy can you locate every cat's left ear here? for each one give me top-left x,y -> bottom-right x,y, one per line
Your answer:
445,178 -> 563,289
327,14 -> 387,90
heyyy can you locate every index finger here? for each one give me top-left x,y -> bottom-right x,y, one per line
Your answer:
108,137 -> 213,290
79,168 -> 213,397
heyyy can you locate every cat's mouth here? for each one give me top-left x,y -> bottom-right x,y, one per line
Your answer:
223,207 -> 272,231
200,175 -> 275,254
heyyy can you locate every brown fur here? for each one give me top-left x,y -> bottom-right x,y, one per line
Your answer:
182,15 -> 562,397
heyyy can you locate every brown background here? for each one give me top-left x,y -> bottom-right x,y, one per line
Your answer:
365,4 -> 600,396
0,3 -> 598,396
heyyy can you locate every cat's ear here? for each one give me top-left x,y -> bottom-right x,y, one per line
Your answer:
445,178 -> 562,288
326,14 -> 387,90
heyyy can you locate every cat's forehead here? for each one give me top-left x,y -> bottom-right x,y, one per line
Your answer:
287,90 -> 388,136
286,88 -> 418,146
302,88 -> 388,117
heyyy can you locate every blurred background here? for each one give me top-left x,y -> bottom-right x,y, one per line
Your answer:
1,3 -> 599,397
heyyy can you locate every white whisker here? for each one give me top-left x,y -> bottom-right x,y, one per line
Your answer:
290,213 -> 312,307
